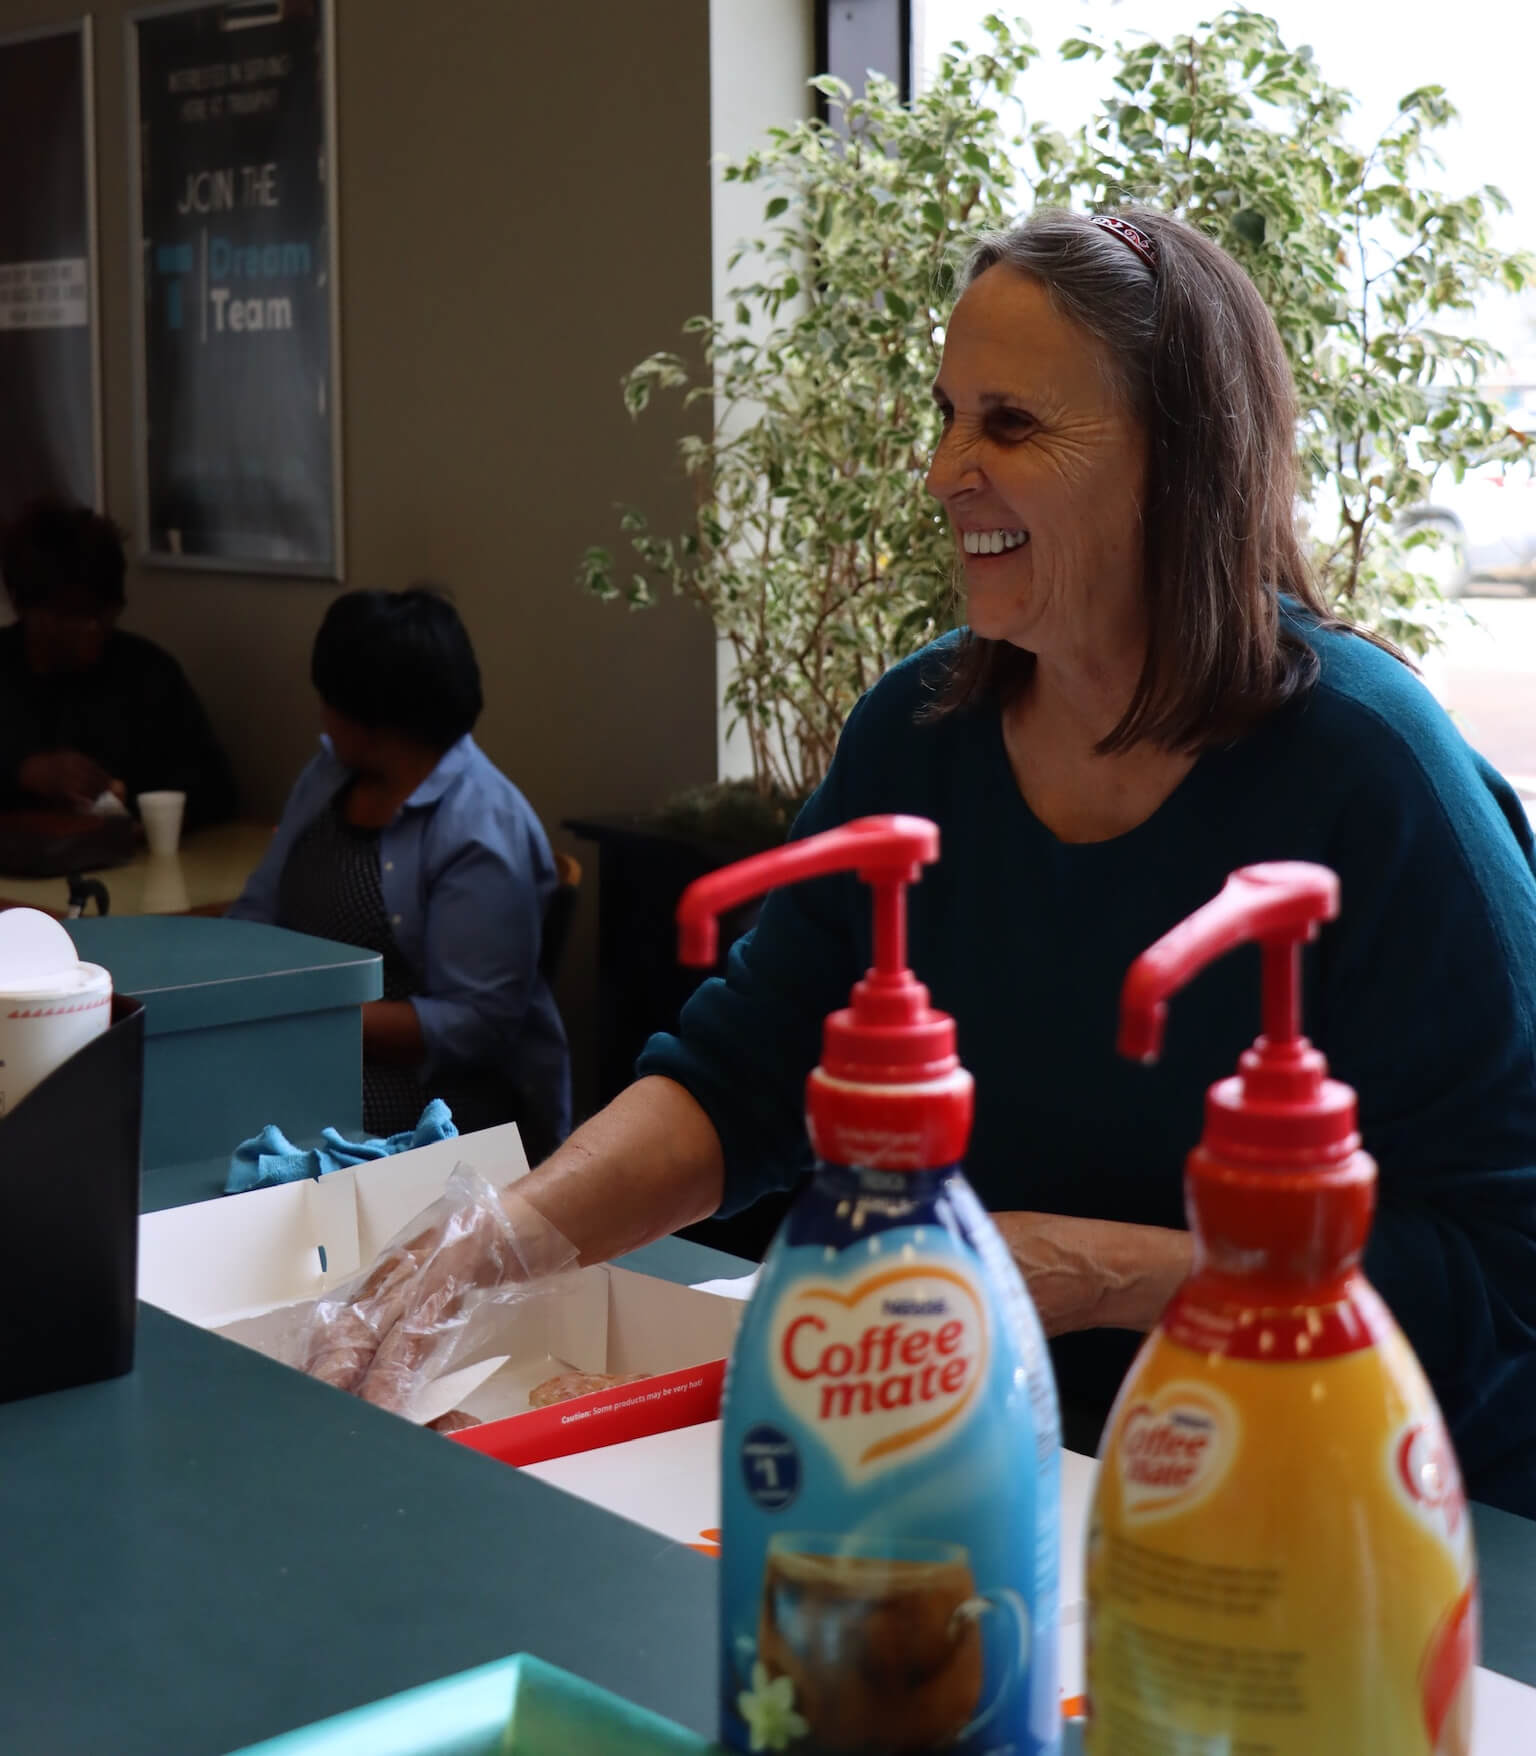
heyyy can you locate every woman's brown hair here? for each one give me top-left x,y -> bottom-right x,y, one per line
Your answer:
931,207 -> 1389,751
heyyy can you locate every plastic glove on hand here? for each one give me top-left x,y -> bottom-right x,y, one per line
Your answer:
299,1165 -> 578,1415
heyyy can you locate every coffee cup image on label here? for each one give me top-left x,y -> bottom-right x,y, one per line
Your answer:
767,1262 -> 990,1484
744,1531 -> 1030,1755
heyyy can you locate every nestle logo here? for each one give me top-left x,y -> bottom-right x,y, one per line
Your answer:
882,1299 -> 946,1316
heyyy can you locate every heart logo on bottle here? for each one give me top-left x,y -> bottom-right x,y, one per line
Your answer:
1392,1416 -> 1469,1551
1117,1382 -> 1237,1521
768,1260 -> 989,1483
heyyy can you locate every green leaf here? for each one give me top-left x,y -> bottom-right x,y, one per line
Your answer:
809,73 -> 852,102
1232,209 -> 1268,246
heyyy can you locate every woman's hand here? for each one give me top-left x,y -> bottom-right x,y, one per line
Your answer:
300,1170 -> 578,1414
991,1211 -> 1193,1337
18,749 -> 118,808
298,1079 -> 725,1413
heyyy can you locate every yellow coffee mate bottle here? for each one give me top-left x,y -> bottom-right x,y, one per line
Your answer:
1086,862 -> 1478,1756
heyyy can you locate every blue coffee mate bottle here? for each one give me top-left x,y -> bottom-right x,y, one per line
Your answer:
675,815 -> 1061,1756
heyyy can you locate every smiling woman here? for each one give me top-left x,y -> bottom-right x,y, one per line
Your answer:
928,209 -> 1342,762
296,208 -> 1536,1525
927,261 -> 1149,753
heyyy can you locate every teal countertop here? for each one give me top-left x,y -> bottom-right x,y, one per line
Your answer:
0,1300 -> 720,1756
0,1230 -> 745,1756
142,1151 -> 258,1212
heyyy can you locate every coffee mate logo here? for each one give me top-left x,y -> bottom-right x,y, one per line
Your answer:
768,1262 -> 989,1482
1118,1383 -> 1237,1522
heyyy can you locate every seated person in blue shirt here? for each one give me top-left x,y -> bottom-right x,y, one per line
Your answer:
228,587 -> 572,1158
296,211 -> 1536,1516
0,498 -> 237,824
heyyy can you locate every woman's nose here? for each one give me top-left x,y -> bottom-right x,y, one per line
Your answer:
925,429 -> 978,504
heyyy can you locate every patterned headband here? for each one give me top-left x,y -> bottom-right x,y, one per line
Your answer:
1091,213 -> 1159,275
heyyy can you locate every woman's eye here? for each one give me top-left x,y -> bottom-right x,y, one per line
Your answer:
991,408 -> 1034,436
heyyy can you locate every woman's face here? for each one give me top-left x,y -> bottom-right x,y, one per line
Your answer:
926,265 -> 1149,663
320,703 -> 377,772
18,588 -> 119,675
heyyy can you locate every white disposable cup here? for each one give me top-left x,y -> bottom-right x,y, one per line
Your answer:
137,790 -> 187,857
0,909 -> 113,1117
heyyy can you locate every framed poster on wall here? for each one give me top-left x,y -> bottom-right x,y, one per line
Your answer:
129,0 -> 342,574
0,20 -> 102,526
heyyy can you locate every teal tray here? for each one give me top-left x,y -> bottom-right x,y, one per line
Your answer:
225,1652 -> 717,1756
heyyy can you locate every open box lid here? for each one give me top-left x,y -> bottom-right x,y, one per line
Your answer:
65,917 -> 382,1036
138,1123 -> 530,1328
137,1123 -> 745,1430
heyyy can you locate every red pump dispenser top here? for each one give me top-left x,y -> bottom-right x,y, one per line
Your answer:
1120,861 -> 1359,1166
1121,861 -> 1378,1318
676,815 -> 973,1169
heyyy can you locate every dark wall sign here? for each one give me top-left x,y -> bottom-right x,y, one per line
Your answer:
0,22 -> 100,526
131,0 -> 341,574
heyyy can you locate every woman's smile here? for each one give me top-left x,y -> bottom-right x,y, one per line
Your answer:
959,526 -> 1030,559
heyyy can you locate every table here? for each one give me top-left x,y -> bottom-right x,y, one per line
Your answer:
0,820 -> 274,917
0,1235 -> 740,1756
1,1229 -> 1532,1755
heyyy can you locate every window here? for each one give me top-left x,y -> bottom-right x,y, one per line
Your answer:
917,0 -> 1534,380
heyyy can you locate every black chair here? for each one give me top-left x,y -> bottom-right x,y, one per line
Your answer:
539,851 -> 582,984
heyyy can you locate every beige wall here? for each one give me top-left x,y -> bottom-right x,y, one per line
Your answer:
1,0 -> 731,1110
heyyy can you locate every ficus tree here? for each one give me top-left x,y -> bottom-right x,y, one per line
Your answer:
582,10 -> 1532,803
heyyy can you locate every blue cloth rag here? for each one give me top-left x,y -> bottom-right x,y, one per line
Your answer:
225,1099 -> 458,1194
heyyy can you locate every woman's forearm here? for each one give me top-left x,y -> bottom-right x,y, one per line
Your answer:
992,1210 -> 1193,1336
510,1075 -> 726,1266
502,1092 -> 1189,1312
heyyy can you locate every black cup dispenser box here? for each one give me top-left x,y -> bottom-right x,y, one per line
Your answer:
0,995 -> 144,1403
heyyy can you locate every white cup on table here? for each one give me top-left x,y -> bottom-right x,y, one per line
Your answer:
136,791 -> 186,857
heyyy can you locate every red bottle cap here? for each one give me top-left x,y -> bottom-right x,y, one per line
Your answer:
676,816 -> 973,1169
1119,862 -> 1360,1165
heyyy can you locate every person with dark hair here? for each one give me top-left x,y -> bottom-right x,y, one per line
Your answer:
297,213 -> 1536,1515
0,498 -> 237,823
228,588 -> 571,1154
